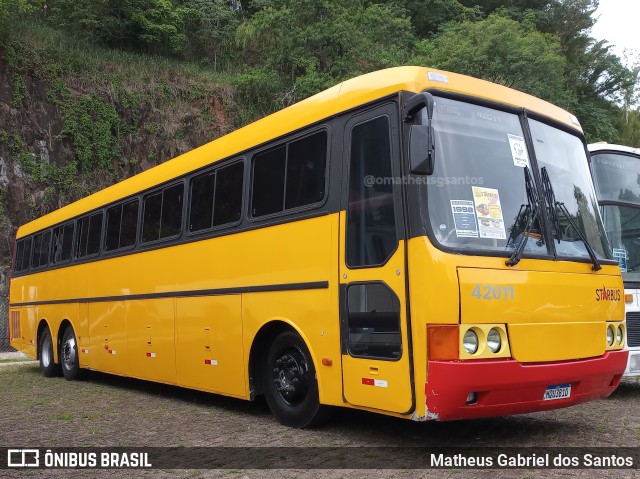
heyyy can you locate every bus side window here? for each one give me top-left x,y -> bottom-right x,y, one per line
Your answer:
213,162 -> 244,226
105,199 -> 139,251
120,200 -> 139,248
346,283 -> 401,359
60,222 -> 74,262
51,222 -> 74,264
18,237 -> 32,272
251,130 -> 327,218
76,213 -> 103,258
285,132 -> 327,209
189,171 -> 215,232
252,145 -> 286,217
143,184 -> 183,243
14,238 -> 28,272
30,233 -> 43,269
105,204 -> 123,251
346,116 -> 397,267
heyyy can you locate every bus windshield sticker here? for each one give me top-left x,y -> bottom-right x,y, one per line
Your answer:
450,200 -> 478,237
612,248 -> 628,272
508,134 -> 529,168
472,187 -> 506,240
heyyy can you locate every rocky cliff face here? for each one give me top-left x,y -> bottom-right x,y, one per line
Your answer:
0,31 -> 238,291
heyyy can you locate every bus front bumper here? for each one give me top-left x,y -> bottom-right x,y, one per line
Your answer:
424,350 -> 628,421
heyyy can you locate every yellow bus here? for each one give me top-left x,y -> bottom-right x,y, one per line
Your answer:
8,67 -> 628,428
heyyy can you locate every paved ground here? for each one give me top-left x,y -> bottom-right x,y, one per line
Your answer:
0,351 -> 29,360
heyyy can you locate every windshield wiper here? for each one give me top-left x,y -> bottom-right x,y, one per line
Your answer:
506,167 -> 543,267
540,167 -> 561,241
540,167 -> 602,271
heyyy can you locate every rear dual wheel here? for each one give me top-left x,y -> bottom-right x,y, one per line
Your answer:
60,326 -> 81,381
38,326 -> 60,377
38,324 -> 81,380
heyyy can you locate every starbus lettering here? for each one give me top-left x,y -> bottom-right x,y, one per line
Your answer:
595,286 -> 621,302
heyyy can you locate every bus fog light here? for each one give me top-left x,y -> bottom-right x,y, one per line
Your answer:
466,392 -> 477,405
463,329 -> 479,354
606,325 -> 614,346
617,325 -> 624,345
487,328 -> 501,353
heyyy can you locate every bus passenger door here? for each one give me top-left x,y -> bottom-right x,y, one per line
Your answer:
339,103 -> 414,414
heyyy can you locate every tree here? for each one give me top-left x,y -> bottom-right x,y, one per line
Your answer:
179,0 -> 241,66
392,0 -> 478,37
412,13 -> 569,106
0,0 -> 40,41
234,0 -> 415,114
49,0 -> 192,55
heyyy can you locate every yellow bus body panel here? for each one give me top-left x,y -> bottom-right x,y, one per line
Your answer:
176,295 -> 245,397
458,267 -> 623,361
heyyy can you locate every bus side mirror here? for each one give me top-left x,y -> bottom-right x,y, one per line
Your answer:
409,124 -> 435,175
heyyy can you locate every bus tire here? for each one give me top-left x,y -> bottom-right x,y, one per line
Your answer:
60,325 -> 81,381
263,330 -> 331,428
39,326 -> 60,378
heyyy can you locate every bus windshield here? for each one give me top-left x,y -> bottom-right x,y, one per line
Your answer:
425,96 -> 610,261
591,151 -> 640,282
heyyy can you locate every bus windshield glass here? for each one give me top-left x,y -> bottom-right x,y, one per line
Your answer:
425,96 -> 610,261
591,152 -> 640,281
591,152 -> 640,204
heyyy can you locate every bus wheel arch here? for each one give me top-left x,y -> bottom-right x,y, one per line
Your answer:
250,321 -> 331,428
249,320 -> 294,399
37,319 -> 60,377
57,319 -> 82,381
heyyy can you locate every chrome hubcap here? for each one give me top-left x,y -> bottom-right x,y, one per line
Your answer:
41,335 -> 52,367
61,336 -> 76,371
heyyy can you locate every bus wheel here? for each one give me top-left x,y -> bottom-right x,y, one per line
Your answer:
264,330 -> 330,428
39,326 -> 60,377
60,326 -> 81,381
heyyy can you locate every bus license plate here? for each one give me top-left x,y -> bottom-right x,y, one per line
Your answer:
543,384 -> 571,401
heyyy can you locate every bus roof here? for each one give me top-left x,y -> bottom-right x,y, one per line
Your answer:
588,142 -> 640,155
18,66 -> 583,238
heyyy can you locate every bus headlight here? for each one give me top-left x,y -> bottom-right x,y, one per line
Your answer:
606,325 -> 615,346
487,328 -> 501,353
463,329 -> 479,355
617,325 -> 624,345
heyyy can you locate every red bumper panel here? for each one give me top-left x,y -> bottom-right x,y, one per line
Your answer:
425,350 -> 628,420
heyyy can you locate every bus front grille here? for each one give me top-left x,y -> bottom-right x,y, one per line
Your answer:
627,312 -> 640,348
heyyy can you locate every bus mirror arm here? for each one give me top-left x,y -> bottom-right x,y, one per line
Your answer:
405,92 -> 436,175
403,92 -> 434,122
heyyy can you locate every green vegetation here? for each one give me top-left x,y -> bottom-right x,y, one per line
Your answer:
55,412 -> 74,421
0,17 -> 236,222
3,0 -> 637,143
0,0 -> 638,243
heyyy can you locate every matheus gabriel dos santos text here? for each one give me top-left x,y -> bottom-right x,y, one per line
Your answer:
431,452 -> 634,468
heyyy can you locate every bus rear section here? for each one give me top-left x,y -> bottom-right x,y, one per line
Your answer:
589,143 -> 640,378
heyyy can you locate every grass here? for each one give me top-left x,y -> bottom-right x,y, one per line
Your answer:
55,412 -> 74,421
0,357 -> 34,363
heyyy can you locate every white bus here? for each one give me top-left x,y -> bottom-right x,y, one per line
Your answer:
589,143 -> 640,377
